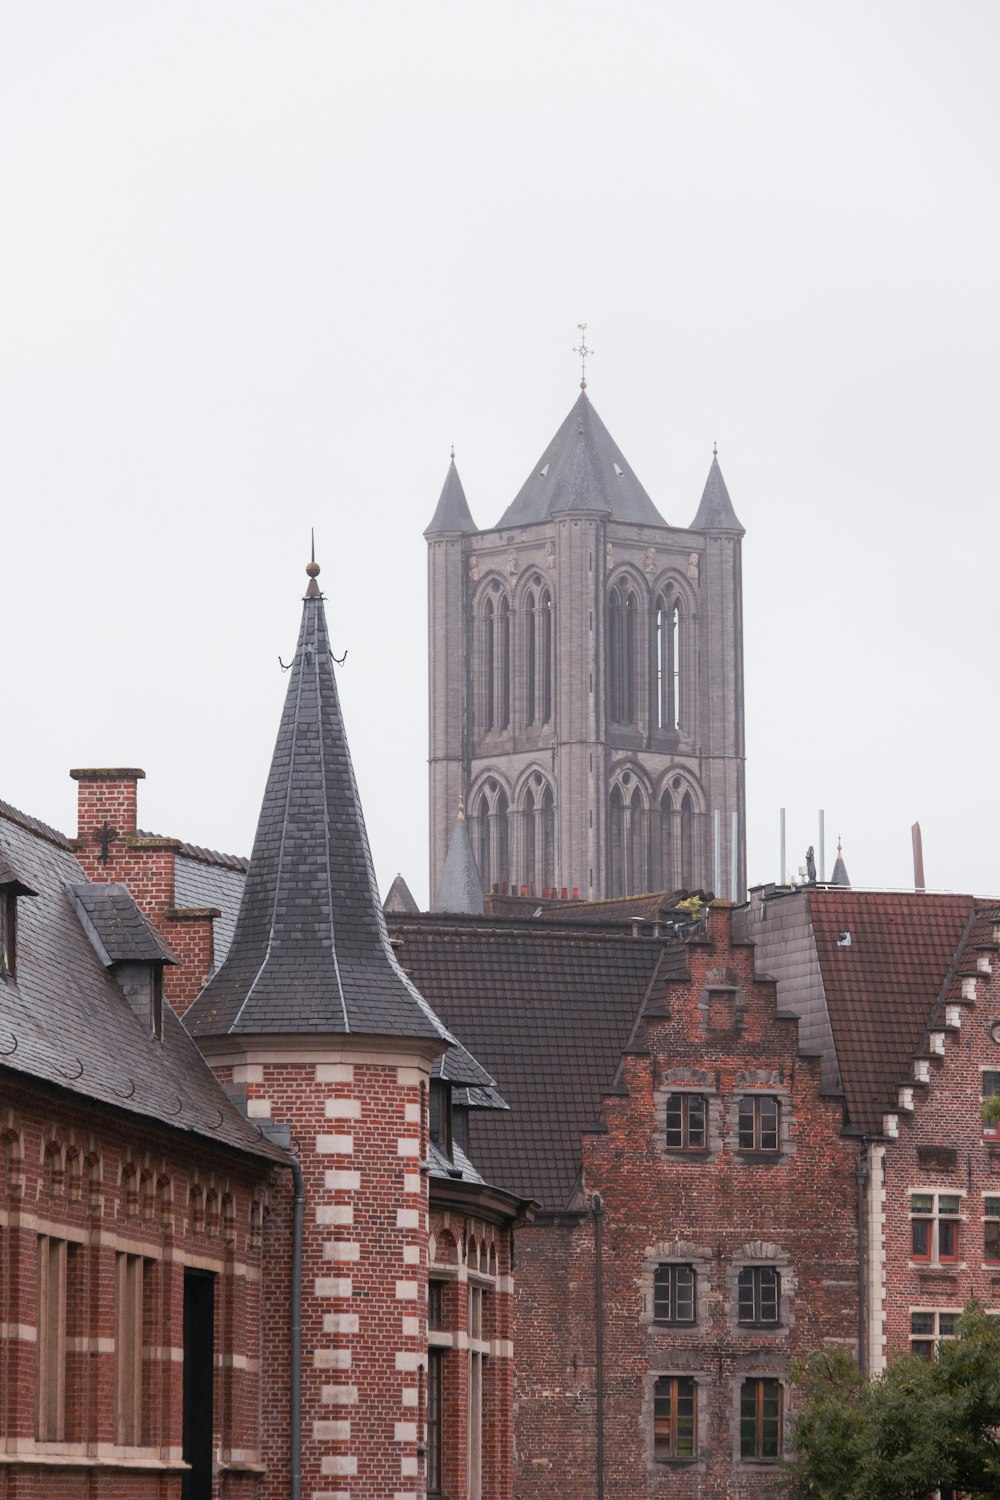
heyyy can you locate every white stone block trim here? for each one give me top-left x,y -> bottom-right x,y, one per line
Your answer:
395,1280 -> 418,1300
883,1113 -> 899,1138
321,1385 -> 358,1404
396,1209 -> 419,1229
401,1316 -> 420,1337
316,1206 -> 354,1226
315,1278 -> 352,1298
929,1032 -> 946,1055
397,1138 -> 420,1157
395,1422 -> 418,1443
914,1059 -> 930,1084
867,1143 -> 887,1373
394,1492 -> 419,1500
898,1087 -> 914,1112
962,976 -> 977,1001
401,1387 -> 418,1407
245,1098 -> 272,1119
403,1173 -> 421,1194
324,1241 -> 360,1262
404,1102 -> 421,1124
325,1099 -> 361,1118
395,1351 -> 421,1371
322,1314 -> 359,1335
400,1456 -> 418,1477
233,1064 -> 264,1083
945,1004 -> 962,1027
313,1420 -> 351,1441
490,1338 -> 514,1359
316,1135 -> 354,1154
325,1170 -> 361,1191
320,1456 -> 358,1477
316,1064 -> 354,1083
397,1066 -> 425,1086
402,1244 -> 420,1265
313,1349 -> 352,1369
498,1274 -> 514,1294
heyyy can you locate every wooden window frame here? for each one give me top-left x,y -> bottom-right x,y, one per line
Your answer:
653,1264 -> 696,1325
737,1266 -> 781,1326
739,1377 -> 783,1462
737,1095 -> 780,1154
653,1374 -> 697,1460
665,1092 -> 707,1152
982,1070 -> 1000,1139
910,1308 -> 960,1359
426,1347 -> 443,1499
911,1192 -> 961,1265
37,1235 -> 69,1441
984,1197 -> 1000,1264
115,1252 -> 145,1445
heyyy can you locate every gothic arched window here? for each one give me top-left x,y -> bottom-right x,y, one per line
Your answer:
523,584 -> 554,729
525,590 -> 537,727
608,582 -> 640,727
609,780 -> 647,896
497,596 -> 511,730
680,792 -> 695,889
609,784 -> 625,896
539,587 -> 553,725
660,789 -> 674,889
654,593 -> 682,732
480,596 -> 495,731
521,785 -> 536,888
629,786 -> 647,895
472,782 -> 512,894
541,784 -> 555,889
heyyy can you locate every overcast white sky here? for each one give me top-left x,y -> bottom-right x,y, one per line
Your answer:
2,1 -> 998,905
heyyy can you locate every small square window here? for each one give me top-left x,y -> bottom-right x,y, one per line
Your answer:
737,1266 -> 780,1325
738,1096 -> 780,1153
983,1071 -> 1000,1138
653,1264 -> 696,1325
428,1280 -> 445,1331
910,1309 -> 960,1358
665,1094 -> 707,1151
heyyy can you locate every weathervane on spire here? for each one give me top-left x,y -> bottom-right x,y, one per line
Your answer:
573,324 -> 593,390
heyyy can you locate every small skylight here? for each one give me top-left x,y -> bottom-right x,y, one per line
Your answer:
539,463 -> 549,478
613,462 -> 624,478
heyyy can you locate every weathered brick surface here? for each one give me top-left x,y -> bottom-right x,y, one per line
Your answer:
511,906 -> 859,1498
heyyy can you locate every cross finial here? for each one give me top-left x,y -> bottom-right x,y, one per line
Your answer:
305,529 -> 322,598
713,440 -> 718,459
450,444 -> 455,461
573,323 -> 593,390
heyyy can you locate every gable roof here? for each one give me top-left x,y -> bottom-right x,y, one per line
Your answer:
386,912 -> 687,1209
495,391 -> 665,528
425,456 -> 477,536
184,566 -> 494,1088
0,811 -> 284,1164
805,889 -> 976,1135
68,883 -> 178,966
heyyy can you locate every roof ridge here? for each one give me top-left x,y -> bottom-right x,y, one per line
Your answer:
0,797 -> 72,850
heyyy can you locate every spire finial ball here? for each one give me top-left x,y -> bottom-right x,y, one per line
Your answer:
306,560 -> 321,579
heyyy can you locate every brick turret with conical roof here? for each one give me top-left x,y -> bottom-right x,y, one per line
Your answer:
188,554 -> 519,1499
427,374 -> 747,908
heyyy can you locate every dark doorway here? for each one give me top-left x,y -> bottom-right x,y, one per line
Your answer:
182,1269 -> 215,1500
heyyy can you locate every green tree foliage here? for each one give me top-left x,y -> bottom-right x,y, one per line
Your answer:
785,1303 -> 1000,1499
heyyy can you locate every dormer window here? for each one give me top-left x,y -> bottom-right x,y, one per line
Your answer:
429,1079 -> 453,1159
0,850 -> 37,980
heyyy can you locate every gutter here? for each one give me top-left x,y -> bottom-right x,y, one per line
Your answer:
290,1153 -> 304,1500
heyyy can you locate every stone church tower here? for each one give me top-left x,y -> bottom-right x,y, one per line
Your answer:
426,385 -> 746,905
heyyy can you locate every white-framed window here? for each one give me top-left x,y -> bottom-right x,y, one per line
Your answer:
910,1309 -> 960,1358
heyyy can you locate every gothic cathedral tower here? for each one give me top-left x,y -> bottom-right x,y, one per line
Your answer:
427,385 -> 746,905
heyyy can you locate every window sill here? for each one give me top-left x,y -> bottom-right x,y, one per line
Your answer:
654,1455 -> 699,1466
663,1147 -> 711,1159
735,1152 -> 783,1164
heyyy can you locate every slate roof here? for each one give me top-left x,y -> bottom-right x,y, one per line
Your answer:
0,810 -> 284,1164
384,874 -> 420,915
184,569 -> 495,1089
495,391 -> 665,528
424,457 -> 477,536
690,451 -> 743,534
174,854 -> 246,967
432,807 -> 484,915
805,890 -> 975,1135
386,913 -> 687,1209
68,883 -> 178,966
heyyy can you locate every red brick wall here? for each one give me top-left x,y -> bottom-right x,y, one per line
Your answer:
879,937 -> 1000,1365
511,906 -> 860,1499
0,1078 -> 272,1500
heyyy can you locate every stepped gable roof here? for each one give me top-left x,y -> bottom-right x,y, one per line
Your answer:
432,804 -> 484,915
805,889 -> 975,1135
384,874 -> 420,915
0,807 -> 283,1163
386,912 -> 687,1209
690,449 -> 744,534
68,883 -> 177,966
496,391 -> 665,528
946,902 -> 1000,1002
425,455 -> 476,536
184,563 -> 494,1088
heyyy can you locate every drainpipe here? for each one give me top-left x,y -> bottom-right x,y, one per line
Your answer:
855,1148 -> 869,1376
290,1153 -> 305,1500
593,1193 -> 605,1500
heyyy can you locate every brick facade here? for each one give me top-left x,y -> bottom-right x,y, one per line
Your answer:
0,1077 -> 271,1500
